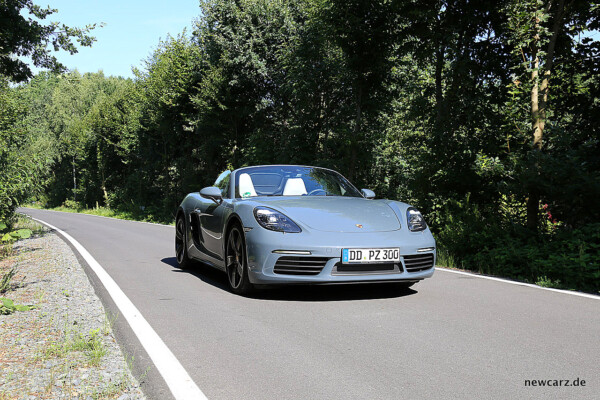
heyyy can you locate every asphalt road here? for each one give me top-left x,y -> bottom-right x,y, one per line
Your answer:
21,208 -> 599,400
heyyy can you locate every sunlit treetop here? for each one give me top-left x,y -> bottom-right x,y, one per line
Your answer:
0,0 -> 101,83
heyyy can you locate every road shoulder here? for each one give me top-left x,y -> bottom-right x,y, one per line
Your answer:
0,229 -> 146,399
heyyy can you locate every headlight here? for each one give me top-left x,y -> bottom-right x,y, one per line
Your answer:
407,207 -> 427,232
253,207 -> 301,233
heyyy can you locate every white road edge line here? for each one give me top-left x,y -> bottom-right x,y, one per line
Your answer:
30,216 -> 208,400
436,267 -> 600,300
21,207 -> 174,228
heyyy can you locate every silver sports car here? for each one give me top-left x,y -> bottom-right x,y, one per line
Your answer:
176,165 -> 436,294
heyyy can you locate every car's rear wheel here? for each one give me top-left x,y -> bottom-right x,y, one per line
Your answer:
226,225 -> 253,295
175,216 -> 191,269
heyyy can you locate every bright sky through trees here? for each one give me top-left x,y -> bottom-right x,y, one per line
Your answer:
29,0 -> 199,78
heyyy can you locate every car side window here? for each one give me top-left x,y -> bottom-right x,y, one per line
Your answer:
214,170 -> 232,198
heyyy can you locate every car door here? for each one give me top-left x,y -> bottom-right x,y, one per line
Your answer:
195,170 -> 232,260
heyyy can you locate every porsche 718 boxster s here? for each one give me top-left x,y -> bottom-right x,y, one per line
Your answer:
176,165 -> 436,294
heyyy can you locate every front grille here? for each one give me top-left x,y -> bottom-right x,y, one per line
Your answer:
334,262 -> 400,275
273,256 -> 329,275
403,253 -> 434,272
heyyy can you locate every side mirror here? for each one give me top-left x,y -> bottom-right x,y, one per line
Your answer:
200,186 -> 223,204
361,189 -> 375,199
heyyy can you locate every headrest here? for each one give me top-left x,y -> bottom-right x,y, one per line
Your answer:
283,178 -> 307,196
239,173 -> 257,197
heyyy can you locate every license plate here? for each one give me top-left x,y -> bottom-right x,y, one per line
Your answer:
341,248 -> 400,264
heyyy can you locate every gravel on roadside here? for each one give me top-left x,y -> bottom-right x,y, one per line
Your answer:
0,227 -> 147,400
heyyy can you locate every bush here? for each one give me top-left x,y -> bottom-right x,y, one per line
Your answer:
436,203 -> 600,294
535,224 -> 600,293
61,199 -> 79,209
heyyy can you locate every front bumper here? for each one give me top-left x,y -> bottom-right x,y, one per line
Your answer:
244,226 -> 436,285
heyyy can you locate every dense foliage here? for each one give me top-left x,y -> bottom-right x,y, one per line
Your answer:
1,0 -> 598,292
0,0 -> 100,82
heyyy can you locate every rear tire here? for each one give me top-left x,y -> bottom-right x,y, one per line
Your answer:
175,216 -> 192,269
226,225 -> 254,295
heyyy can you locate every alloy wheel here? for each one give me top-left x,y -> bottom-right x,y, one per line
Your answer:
175,218 -> 185,265
226,228 -> 244,289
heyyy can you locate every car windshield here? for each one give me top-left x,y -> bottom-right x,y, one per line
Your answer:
234,166 -> 362,198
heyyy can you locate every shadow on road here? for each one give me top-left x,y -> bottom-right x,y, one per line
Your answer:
251,283 -> 417,302
161,257 -> 230,291
161,256 -> 417,302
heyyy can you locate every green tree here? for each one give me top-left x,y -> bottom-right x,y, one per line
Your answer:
0,78 -> 42,220
194,0 -> 303,169
86,77 -> 140,207
0,0 -> 101,83
313,0 -> 400,183
131,34 -> 203,217
505,0 -> 600,230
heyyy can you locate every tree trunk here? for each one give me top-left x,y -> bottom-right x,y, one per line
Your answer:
527,40 -> 540,231
540,0 -> 566,128
347,85 -> 362,182
101,171 -> 108,205
433,8 -> 446,125
526,0 -> 566,231
434,43 -> 445,124
72,156 -> 77,202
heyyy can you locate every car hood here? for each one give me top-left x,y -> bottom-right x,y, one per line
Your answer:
248,197 -> 401,232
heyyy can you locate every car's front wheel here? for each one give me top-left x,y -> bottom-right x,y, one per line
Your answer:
226,225 -> 253,295
175,216 -> 192,269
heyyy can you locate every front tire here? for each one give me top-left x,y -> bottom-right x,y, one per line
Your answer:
175,216 -> 192,269
226,225 -> 254,295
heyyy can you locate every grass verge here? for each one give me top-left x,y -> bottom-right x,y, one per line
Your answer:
25,203 -> 174,225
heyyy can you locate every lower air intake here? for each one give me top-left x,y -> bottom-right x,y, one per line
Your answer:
273,256 -> 329,275
334,263 -> 400,275
403,253 -> 434,272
